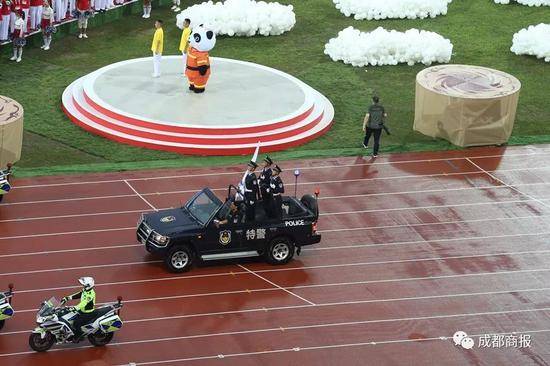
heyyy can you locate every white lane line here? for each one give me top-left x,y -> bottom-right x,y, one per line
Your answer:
0,260 -> 162,277
254,249 -> 550,274
9,252 -> 550,295
3,209 -> 550,241
2,229 -> 549,260
237,264 -> 316,306
318,213 -> 550,234
0,197 -> 542,224
3,306 -> 550,357
467,157 -> 550,209
6,286 -> 550,336
0,244 -> 142,259
0,226 -> 135,240
11,149 -> 550,189
0,209 -> 146,223
0,193 -> 137,206
318,182 -> 549,200
307,231 -> 550,251
125,180 -> 157,211
4,167 -> 550,207
119,328 -> 550,365
3,176 -> 549,208
319,199 -> 540,216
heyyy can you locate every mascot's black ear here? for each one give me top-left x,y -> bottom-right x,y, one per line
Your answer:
199,24 -> 204,27
206,31 -> 213,40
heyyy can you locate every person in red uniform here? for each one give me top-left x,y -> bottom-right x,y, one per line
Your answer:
19,0 -> 28,33
75,0 -> 90,39
0,0 -> 11,41
9,0 -> 21,34
185,25 -> 216,94
29,0 -> 41,30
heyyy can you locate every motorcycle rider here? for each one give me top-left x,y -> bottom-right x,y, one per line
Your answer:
61,277 -> 96,341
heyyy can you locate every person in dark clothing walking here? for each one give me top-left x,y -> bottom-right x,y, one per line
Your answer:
259,156 -> 273,217
362,96 -> 388,158
268,165 -> 284,220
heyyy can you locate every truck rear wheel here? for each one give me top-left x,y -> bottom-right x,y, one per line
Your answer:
165,245 -> 194,273
265,238 -> 295,265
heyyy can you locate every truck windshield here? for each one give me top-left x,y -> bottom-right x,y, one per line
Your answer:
185,191 -> 222,226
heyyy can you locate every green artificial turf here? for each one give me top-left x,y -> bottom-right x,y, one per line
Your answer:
2,0 -> 550,177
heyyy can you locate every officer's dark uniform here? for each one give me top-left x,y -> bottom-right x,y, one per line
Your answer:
269,165 -> 285,220
243,161 -> 259,222
259,156 -> 273,217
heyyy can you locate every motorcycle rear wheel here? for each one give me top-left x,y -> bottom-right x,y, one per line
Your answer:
29,332 -> 55,352
88,331 -> 114,346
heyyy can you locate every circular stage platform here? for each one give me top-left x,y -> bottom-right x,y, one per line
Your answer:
62,57 -> 334,155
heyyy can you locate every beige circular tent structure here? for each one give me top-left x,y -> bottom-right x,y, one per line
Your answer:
0,96 -> 24,169
414,65 -> 521,147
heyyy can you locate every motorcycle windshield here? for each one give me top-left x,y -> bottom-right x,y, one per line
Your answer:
38,297 -> 61,317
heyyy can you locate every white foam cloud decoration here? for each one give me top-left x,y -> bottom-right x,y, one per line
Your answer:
511,23 -> 550,62
324,27 -> 453,67
176,0 -> 295,37
333,0 -> 453,20
494,0 -> 550,6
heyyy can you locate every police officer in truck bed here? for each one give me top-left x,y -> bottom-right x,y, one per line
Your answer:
268,165 -> 284,220
243,161 -> 259,222
259,155 -> 274,216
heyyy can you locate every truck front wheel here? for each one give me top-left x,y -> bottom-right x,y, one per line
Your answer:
265,238 -> 295,265
165,245 -> 194,273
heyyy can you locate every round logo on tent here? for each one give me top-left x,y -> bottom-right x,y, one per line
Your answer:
160,216 -> 176,223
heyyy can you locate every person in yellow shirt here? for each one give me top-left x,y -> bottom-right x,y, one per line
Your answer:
151,19 -> 164,78
178,18 -> 191,75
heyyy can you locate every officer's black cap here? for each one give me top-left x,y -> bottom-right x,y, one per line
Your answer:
273,165 -> 282,173
263,156 -> 273,165
247,161 -> 258,169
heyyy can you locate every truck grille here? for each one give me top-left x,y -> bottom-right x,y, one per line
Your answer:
137,219 -> 167,248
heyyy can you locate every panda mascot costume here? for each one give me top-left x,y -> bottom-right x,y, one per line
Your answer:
185,25 -> 216,94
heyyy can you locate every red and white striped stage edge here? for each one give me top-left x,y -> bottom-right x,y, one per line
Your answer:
61,57 -> 335,155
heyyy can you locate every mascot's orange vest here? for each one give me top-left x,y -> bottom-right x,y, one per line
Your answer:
185,47 -> 211,90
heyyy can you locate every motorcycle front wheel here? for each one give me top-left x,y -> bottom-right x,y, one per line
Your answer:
88,331 -> 114,346
29,332 -> 55,352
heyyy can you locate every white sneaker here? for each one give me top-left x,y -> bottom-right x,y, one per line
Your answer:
83,34 -> 88,38
142,13 -> 146,18
44,46 -> 50,50
145,14 -> 150,18
10,55 -> 16,61
170,5 -> 176,9
174,7 -> 180,11
152,73 -> 160,78
40,45 -> 46,49
78,34 -> 83,39
16,57 -> 21,63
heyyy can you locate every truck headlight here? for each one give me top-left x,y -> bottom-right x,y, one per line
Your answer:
153,233 -> 169,245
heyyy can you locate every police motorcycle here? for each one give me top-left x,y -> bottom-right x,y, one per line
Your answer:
0,163 -> 13,203
0,284 -> 14,330
29,296 -> 123,352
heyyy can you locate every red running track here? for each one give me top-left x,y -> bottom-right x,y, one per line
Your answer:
1,145 -> 550,365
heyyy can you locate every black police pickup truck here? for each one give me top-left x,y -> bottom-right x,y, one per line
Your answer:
137,187 -> 321,272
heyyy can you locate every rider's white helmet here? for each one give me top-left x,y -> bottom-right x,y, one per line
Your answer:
78,277 -> 95,291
